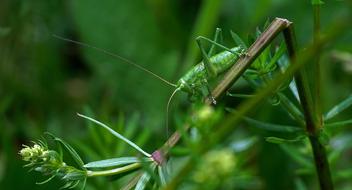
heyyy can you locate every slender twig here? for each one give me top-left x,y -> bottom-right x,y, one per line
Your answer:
282,2 -> 333,189
283,16 -> 334,190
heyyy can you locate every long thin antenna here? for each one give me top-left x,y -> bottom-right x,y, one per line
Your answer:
53,34 -> 177,88
166,88 -> 180,139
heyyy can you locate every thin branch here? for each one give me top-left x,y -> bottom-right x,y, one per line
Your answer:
283,16 -> 334,190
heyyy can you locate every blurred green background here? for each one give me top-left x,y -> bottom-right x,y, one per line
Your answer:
0,0 -> 351,189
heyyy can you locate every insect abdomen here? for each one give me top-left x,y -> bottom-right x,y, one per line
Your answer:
177,46 -> 242,92
210,46 -> 242,74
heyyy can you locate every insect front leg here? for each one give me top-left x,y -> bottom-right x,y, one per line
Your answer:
202,78 -> 217,105
196,30 -> 225,104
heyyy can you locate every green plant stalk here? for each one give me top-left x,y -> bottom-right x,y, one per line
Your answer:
86,163 -> 141,177
164,17 -> 348,190
283,18 -> 334,190
313,2 -> 323,126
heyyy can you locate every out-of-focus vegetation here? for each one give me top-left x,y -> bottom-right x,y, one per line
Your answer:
1,0 -> 351,189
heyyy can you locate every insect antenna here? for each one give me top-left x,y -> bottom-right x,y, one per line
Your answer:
166,88 -> 180,138
53,34 -> 177,88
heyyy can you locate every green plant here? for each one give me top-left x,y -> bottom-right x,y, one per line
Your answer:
19,2 -> 352,189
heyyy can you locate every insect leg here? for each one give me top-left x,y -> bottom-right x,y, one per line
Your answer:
196,37 -> 217,78
196,36 -> 218,104
196,36 -> 242,57
203,79 -> 217,105
208,28 -> 223,57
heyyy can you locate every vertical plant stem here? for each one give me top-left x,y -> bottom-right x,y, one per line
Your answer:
283,19 -> 334,190
313,3 -> 322,125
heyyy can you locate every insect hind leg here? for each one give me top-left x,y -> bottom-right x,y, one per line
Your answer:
196,36 -> 242,57
208,28 -> 223,57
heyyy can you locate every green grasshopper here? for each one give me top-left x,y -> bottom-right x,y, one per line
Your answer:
54,28 -> 244,104
54,28 -> 245,133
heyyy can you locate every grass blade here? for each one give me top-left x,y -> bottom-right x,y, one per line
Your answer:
324,94 -> 352,121
77,113 -> 151,157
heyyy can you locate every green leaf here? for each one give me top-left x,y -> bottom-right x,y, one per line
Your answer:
80,178 -> 87,190
230,31 -> 247,49
267,42 -> 286,71
226,92 -> 254,98
324,94 -> 352,121
336,168 -> 352,180
265,136 -> 306,144
84,157 -> 152,169
277,93 -> 304,124
77,113 -> 151,157
158,165 -> 168,186
62,171 -> 87,181
45,132 -> 85,169
121,173 -> 144,190
36,175 -> 56,185
325,119 -> 352,128
135,172 -> 152,190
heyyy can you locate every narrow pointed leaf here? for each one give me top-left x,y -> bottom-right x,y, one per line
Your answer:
158,166 -> 168,186
324,94 -> 352,121
80,178 -> 87,190
325,119 -> 352,128
135,172 -> 152,190
265,135 -> 306,144
122,172 -> 144,190
230,31 -> 247,49
77,113 -> 151,157
267,42 -> 286,69
226,92 -> 254,98
45,132 -> 84,169
36,175 -> 56,185
84,157 -> 152,169
278,93 -> 304,124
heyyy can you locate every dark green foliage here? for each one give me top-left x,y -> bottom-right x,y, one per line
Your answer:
1,0 -> 351,189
